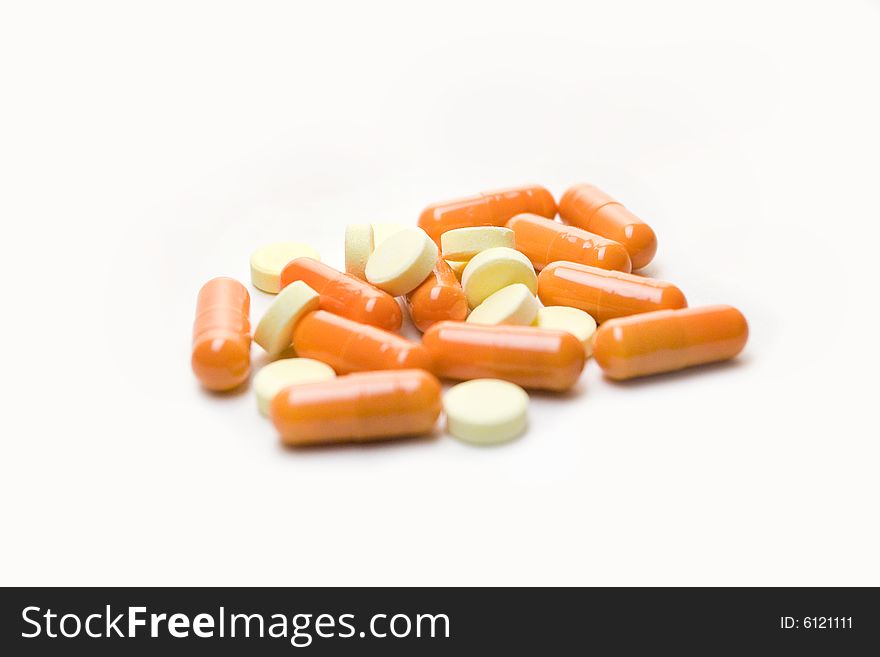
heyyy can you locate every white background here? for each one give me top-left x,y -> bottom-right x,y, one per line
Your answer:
1,0 -> 878,586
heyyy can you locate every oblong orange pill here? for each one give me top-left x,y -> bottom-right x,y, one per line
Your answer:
280,257 -> 402,331
191,277 -> 251,391
271,369 -> 442,446
506,213 -> 632,273
405,257 -> 469,332
558,184 -> 658,270
537,261 -> 687,324
422,321 -> 585,391
418,184 -> 557,244
592,305 -> 748,380
292,310 -> 432,374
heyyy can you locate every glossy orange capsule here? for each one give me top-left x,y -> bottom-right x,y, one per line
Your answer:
280,257 -> 402,331
506,213 -> 632,273
418,184 -> 557,244
271,369 -> 442,446
405,257 -> 469,332
592,305 -> 748,380
538,261 -> 687,324
191,277 -> 251,391
292,310 -> 432,374
558,184 -> 658,270
422,321 -> 585,391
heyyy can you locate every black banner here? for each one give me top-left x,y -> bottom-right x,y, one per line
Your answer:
1,587 -> 877,654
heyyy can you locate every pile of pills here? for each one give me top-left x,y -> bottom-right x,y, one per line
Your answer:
192,183 -> 749,447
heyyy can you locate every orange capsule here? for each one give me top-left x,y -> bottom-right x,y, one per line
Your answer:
405,257 -> 469,332
506,213 -> 632,273
558,184 -> 658,270
537,261 -> 687,324
418,184 -> 557,244
271,369 -> 442,446
280,257 -> 402,331
592,305 -> 748,380
422,321 -> 585,391
292,310 -> 432,374
191,277 -> 251,391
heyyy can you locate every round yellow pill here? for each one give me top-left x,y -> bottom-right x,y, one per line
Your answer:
253,358 -> 336,416
344,223 -> 374,280
461,246 -> 537,308
365,227 -> 438,297
443,379 -> 529,445
250,242 -> 321,294
371,223 -> 407,246
440,226 -> 515,261
467,283 -> 540,326
533,306 -> 598,356
254,281 -> 321,357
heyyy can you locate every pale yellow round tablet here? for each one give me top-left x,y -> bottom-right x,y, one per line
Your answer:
365,227 -> 438,296
250,242 -> 321,293
441,226 -> 515,261
344,223 -> 374,279
253,358 -> 336,416
372,222 -> 406,246
443,379 -> 529,445
533,306 -> 598,356
446,260 -> 467,280
467,283 -> 540,326
254,281 -> 320,357
461,246 -> 537,308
